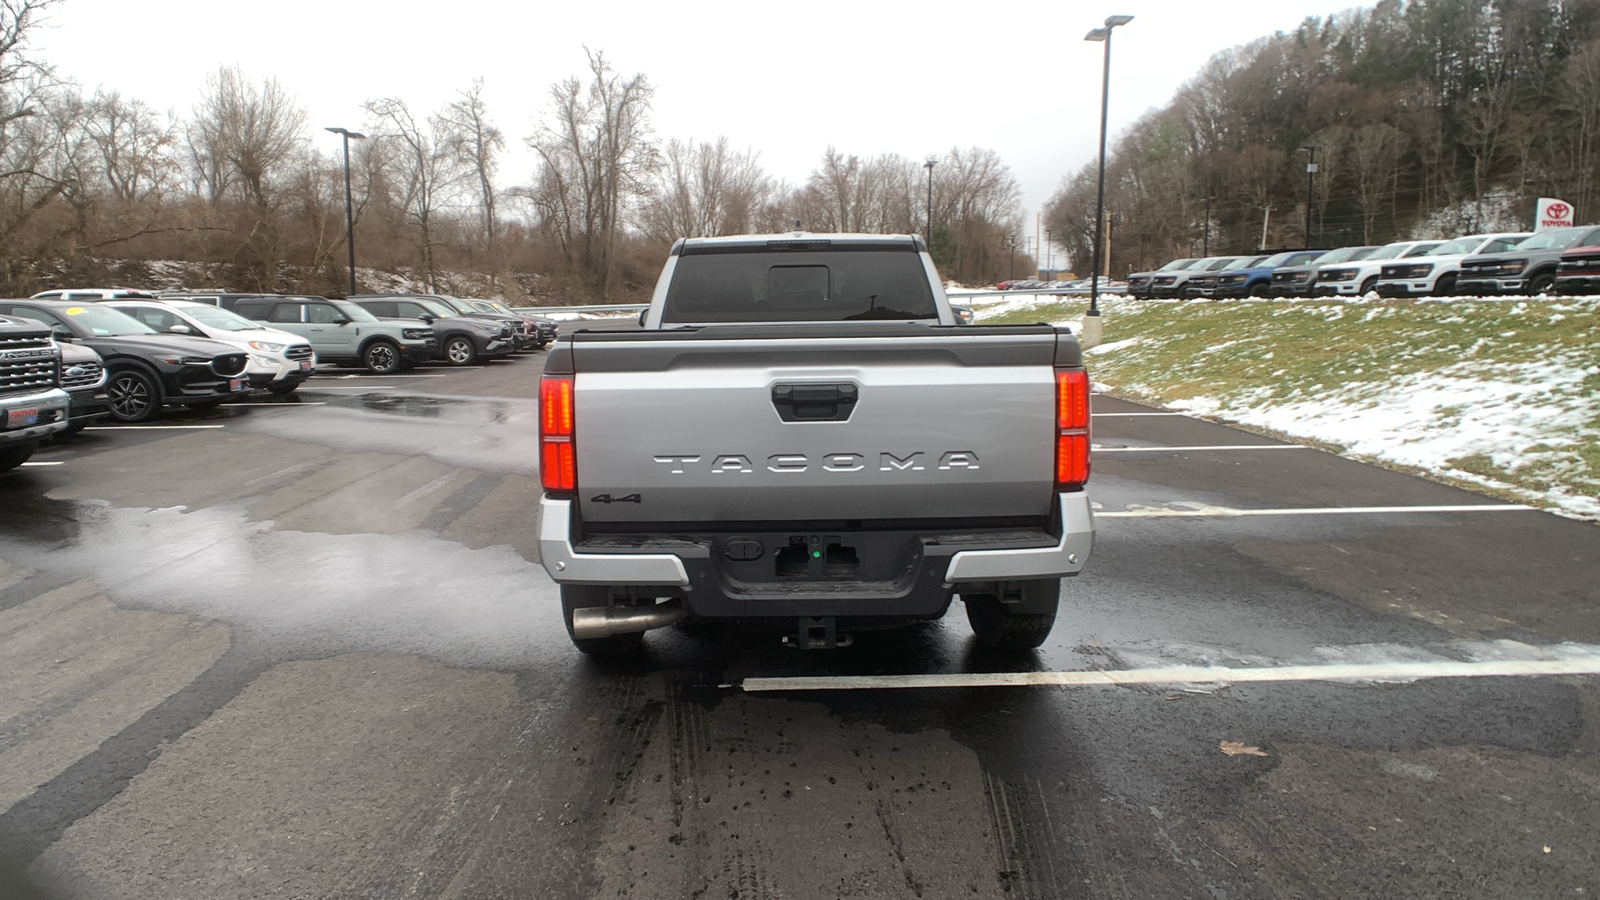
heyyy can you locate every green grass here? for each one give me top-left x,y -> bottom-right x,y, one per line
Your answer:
977,296 -> 1600,517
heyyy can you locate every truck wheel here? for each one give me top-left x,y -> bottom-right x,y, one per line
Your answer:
0,441 -> 37,472
1433,274 -> 1457,296
560,584 -> 644,656
1359,276 -> 1379,296
963,579 -> 1060,651
1527,272 -> 1556,295
362,340 -> 402,375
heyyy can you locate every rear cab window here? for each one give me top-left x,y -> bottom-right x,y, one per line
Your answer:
662,246 -> 937,324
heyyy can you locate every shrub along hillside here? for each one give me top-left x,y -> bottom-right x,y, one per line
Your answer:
977,295 -> 1600,520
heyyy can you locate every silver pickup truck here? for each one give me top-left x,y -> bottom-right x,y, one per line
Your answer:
535,233 -> 1094,654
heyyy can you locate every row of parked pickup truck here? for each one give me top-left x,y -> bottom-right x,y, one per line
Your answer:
1126,223 -> 1600,299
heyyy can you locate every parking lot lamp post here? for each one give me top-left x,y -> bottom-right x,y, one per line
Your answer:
924,156 -> 936,246
1203,195 -> 1212,256
1009,234 -> 1017,280
1301,145 -> 1317,247
1085,15 -> 1132,341
325,127 -> 366,296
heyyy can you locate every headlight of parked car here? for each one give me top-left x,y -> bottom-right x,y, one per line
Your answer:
402,328 -> 430,340
248,340 -> 285,352
1500,260 -> 1527,275
152,354 -> 211,365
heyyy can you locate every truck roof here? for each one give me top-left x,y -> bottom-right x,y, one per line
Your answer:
671,232 -> 926,255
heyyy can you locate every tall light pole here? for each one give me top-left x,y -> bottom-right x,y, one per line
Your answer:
1300,144 -> 1318,248
923,156 -> 937,247
1045,228 -> 1053,277
1203,195 -> 1213,256
325,127 -> 366,296
1084,14 -> 1132,347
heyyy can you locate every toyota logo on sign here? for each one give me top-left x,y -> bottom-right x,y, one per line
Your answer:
1547,201 -> 1571,220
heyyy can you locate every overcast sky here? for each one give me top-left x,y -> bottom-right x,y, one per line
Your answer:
33,0 -> 1335,250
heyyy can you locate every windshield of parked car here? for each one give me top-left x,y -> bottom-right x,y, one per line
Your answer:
1312,247 -> 1370,264
329,299 -> 380,323
1401,243 -> 1442,257
1205,258 -> 1244,270
1259,252 -> 1299,267
184,305 -> 267,331
413,298 -> 457,318
663,249 -> 938,323
1512,229 -> 1586,251
1157,258 -> 1195,271
469,300 -> 498,313
1365,242 -> 1415,260
1428,237 -> 1483,255
51,304 -> 156,336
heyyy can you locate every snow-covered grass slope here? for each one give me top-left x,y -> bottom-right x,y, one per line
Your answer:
974,294 -> 1600,521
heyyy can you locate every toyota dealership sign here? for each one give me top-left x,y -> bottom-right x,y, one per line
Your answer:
1537,197 -> 1574,230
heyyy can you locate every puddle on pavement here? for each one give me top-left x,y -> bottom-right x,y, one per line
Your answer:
0,503 -> 566,668
228,393 -> 539,475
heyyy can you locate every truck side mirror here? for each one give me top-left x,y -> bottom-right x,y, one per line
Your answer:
638,309 -> 647,327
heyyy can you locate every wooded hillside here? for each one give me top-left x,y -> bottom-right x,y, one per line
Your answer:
1047,0 -> 1600,276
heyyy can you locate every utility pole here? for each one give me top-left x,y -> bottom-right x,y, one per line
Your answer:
1203,196 -> 1213,256
1103,211 -> 1113,279
1301,144 -> 1318,248
324,127 -> 367,295
1260,207 -> 1272,251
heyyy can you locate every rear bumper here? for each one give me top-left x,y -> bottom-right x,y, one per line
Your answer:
536,492 -> 1095,619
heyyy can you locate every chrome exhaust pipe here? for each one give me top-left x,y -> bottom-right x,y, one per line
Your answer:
571,599 -> 686,640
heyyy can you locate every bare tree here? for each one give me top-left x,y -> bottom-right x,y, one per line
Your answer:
1350,123 -> 1407,242
639,136 -> 771,243
438,79 -> 504,245
364,97 -> 471,292
526,48 -> 656,297
192,67 -> 306,210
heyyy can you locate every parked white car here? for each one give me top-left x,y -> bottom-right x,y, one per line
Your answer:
1374,233 -> 1531,297
1312,240 -> 1444,296
105,300 -> 316,395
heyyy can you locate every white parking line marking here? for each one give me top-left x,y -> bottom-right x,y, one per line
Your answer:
297,385 -> 399,390
742,655 -> 1600,693
1094,444 -> 1307,452
220,402 -> 326,406
85,425 -> 226,431
1092,412 -> 1186,417
320,374 -> 445,379
19,461 -> 63,467
1097,504 -> 1533,518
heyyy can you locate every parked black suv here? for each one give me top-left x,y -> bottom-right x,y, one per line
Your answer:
0,300 -> 248,423
466,299 -> 558,348
352,294 -> 539,351
58,341 -> 111,432
349,296 -> 515,366
0,314 -> 70,470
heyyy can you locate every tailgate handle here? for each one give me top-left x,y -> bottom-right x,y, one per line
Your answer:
772,383 -> 858,422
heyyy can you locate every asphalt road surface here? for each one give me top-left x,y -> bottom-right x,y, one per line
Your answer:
1,346 -> 1597,899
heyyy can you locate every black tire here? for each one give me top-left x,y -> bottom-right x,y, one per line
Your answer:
560,584 -> 644,656
0,441 -> 36,472
1433,274 -> 1458,297
1359,276 -> 1379,295
443,335 -> 478,366
105,367 -> 161,423
1527,271 -> 1556,295
1248,281 -> 1270,297
265,381 -> 298,396
362,340 -> 402,375
963,579 -> 1061,651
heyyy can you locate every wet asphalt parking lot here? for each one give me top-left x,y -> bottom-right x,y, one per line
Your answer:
1,350 -> 1598,899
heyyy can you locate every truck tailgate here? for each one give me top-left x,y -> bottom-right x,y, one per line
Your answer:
564,325 -> 1069,525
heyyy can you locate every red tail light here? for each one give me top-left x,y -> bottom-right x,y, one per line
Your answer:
1055,369 -> 1090,489
540,376 -> 576,492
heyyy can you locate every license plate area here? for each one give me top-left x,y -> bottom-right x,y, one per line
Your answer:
6,407 -> 39,429
230,379 -> 245,392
